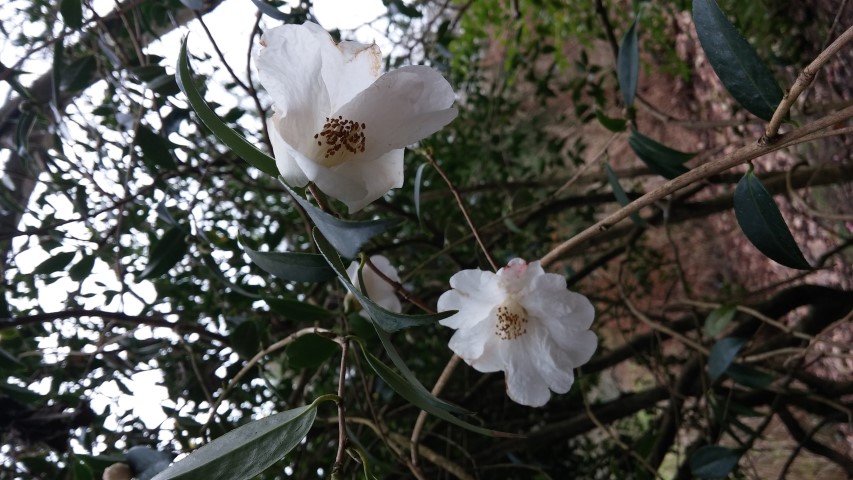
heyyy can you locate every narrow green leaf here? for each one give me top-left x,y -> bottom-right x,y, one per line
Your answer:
282,181 -> 401,259
150,403 -> 318,480
265,298 -> 336,322
33,251 -> 76,275
176,38 -> 279,177
135,125 -> 177,170
595,110 -> 627,132
139,227 -> 188,280
708,337 -> 745,382
692,0 -> 782,120
733,171 -> 811,269
0,64 -> 34,101
16,109 -> 36,162
690,445 -> 741,479
60,55 -> 96,92
703,304 -> 736,337
242,243 -> 335,283
59,0 -> 83,29
726,364 -> 774,389
628,130 -> 694,179
286,334 -> 339,369
68,254 -> 96,282
314,230 -> 451,332
358,343 -> 517,438
604,162 -> 645,226
414,162 -> 428,226
178,0 -> 205,9
617,17 -> 639,108
126,447 -> 171,480
250,0 -> 290,20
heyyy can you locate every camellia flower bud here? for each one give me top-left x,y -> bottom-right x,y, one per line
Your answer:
346,255 -> 402,315
256,22 -> 457,212
438,259 -> 597,407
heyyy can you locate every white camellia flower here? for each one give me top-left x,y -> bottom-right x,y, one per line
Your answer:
437,258 -> 597,407
346,255 -> 402,314
256,22 -> 458,212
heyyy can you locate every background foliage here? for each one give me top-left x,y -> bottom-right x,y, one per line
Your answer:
0,0 -> 851,479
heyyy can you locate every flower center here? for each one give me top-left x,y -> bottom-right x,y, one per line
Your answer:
313,115 -> 367,167
495,298 -> 528,340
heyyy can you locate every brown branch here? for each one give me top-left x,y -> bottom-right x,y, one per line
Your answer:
777,406 -> 853,475
540,104 -> 853,267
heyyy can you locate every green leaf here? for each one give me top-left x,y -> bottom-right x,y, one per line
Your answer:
68,254 -> 96,282
690,445 -> 740,479
151,402 -> 318,480
733,171 -> 811,270
33,251 -> 76,275
59,0 -> 83,29
617,17 -> 639,108
692,0 -> 782,120
628,130 -> 694,179
176,38 -> 279,177
358,342 -> 516,437
178,0 -> 205,9
726,364 -> 774,389
60,55 -> 96,92
708,337 -> 745,382
250,0 -> 290,20
139,227 -> 188,280
595,110 -> 627,132
242,243 -> 335,283
604,162 -> 645,226
313,230 -> 451,332
16,109 -> 37,162
265,298 -> 336,322
703,304 -> 736,337
282,181 -> 402,259
135,125 -> 177,170
230,321 -> 260,359
414,163 -> 428,226
70,457 -> 94,480
286,334 -> 339,369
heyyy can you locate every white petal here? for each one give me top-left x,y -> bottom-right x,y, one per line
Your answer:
257,24 -> 330,134
466,335 -> 505,373
528,324 -> 576,394
503,337 -> 551,407
497,258 -> 544,295
268,115 -> 309,187
298,148 -> 404,213
333,65 -> 457,160
447,312 -> 498,367
560,329 -> 598,367
438,269 -> 502,330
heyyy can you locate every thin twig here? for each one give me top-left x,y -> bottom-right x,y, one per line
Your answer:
764,24 -> 853,139
202,327 -> 336,435
332,321 -> 350,475
424,152 -> 498,271
410,354 -> 461,466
